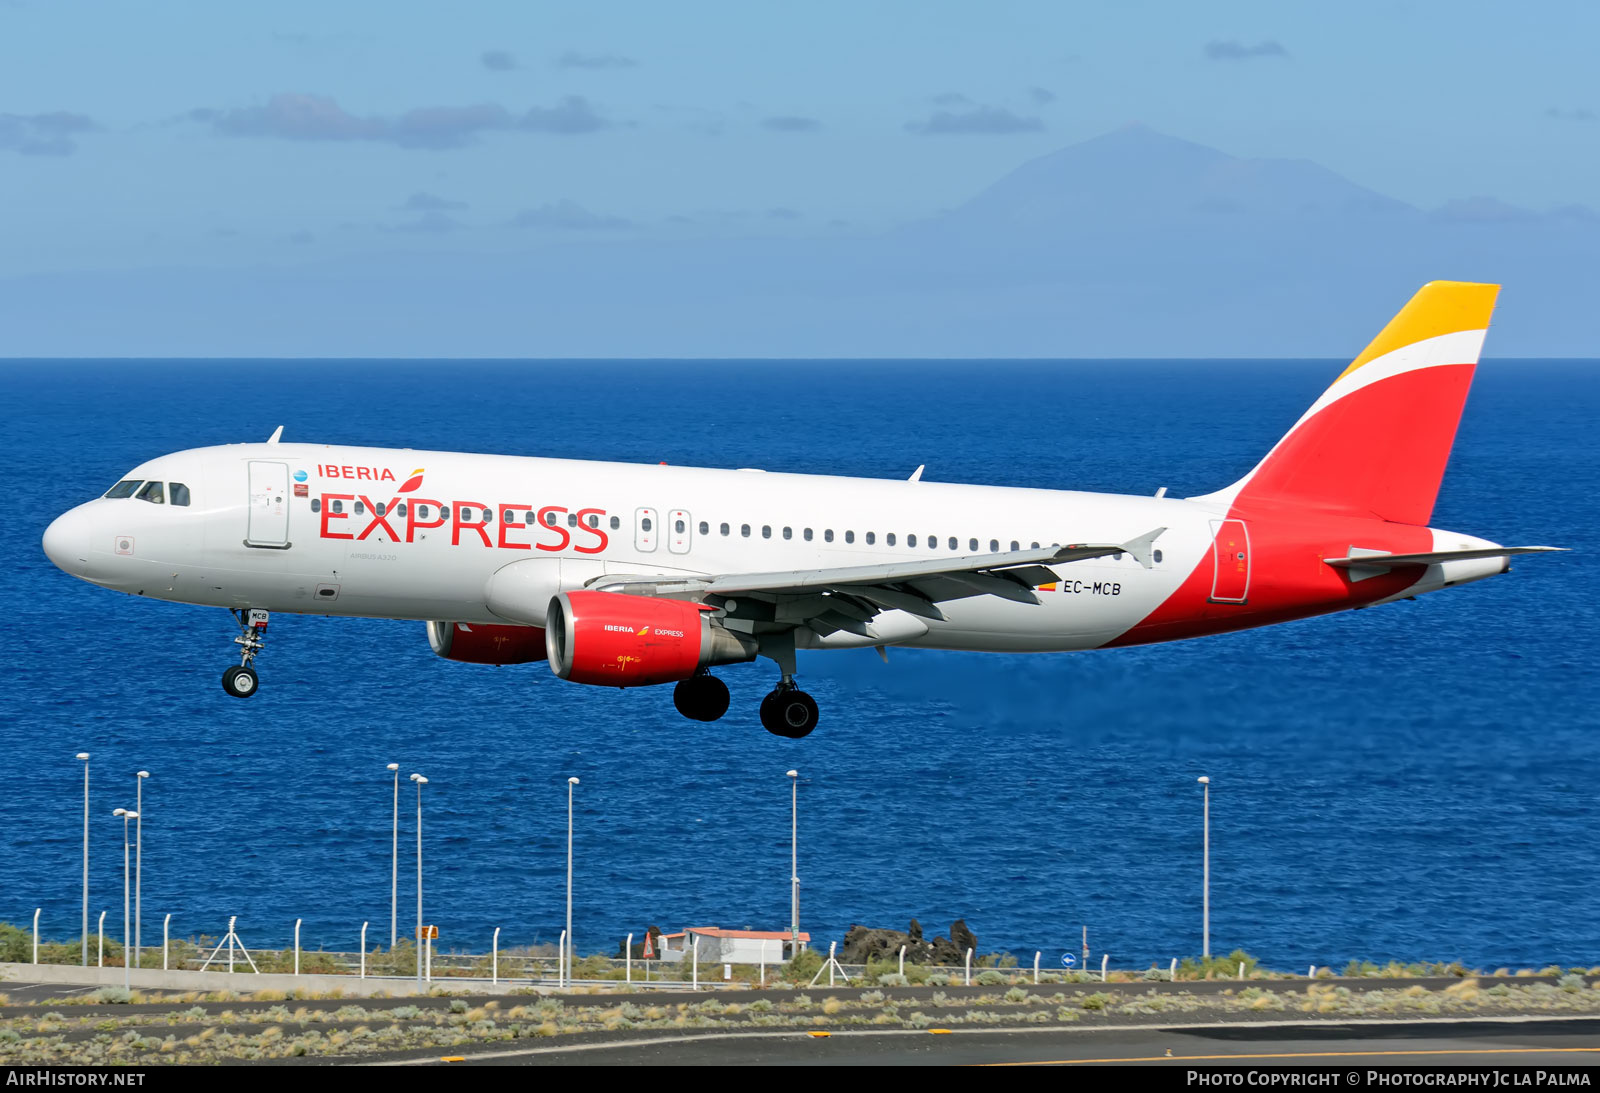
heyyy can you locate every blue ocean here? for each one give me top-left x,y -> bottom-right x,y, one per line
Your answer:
1,359 -> 1595,971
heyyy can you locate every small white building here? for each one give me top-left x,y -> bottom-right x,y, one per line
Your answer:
654,928 -> 809,964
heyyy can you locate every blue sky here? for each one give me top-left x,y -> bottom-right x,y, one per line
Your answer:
2,1 -> 1598,354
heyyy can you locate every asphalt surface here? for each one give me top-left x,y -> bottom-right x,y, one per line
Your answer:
395,1017 -> 1600,1066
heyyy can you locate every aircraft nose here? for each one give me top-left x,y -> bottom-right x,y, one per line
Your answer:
42,506 -> 91,575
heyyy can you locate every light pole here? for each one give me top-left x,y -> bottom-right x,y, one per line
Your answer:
387,763 -> 399,950
77,752 -> 90,966
113,808 -> 138,992
1198,775 -> 1211,961
134,770 -> 148,969
410,773 -> 426,986
787,769 -> 799,954
565,776 -> 579,987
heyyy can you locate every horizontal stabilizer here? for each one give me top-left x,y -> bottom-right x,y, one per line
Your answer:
1325,546 -> 1564,570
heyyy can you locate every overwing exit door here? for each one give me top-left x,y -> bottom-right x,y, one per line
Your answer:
246,461 -> 291,548
1208,519 -> 1250,603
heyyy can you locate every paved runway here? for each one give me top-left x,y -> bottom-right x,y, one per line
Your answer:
402,1017 -> 1600,1066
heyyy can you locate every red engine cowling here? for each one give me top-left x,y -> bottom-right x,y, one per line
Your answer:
427,621 -> 548,665
545,590 -> 756,686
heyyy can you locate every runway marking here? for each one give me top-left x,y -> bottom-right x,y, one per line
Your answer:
994,1047 -> 1600,1066
440,1056 -> 465,1062
808,1032 -> 830,1038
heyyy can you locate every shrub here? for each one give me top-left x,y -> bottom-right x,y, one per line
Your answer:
91,988 -> 131,1004
448,999 -> 468,1014
925,973 -> 950,986
389,1006 -> 421,1020
1004,987 -> 1028,1003
976,970 -> 1006,986
1559,974 -> 1585,993
858,991 -> 884,1005
782,949 -> 824,985
1080,993 -> 1112,1011
877,973 -> 909,987
0,922 -> 32,963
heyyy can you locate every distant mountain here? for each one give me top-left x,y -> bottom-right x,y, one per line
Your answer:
920,125 -> 1419,238
2,126 -> 1596,357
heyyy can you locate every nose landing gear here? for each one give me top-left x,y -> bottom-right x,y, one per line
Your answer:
222,609 -> 269,698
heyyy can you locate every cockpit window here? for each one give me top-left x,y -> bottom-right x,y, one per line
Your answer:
104,480 -> 142,499
136,481 -> 165,505
169,483 -> 191,507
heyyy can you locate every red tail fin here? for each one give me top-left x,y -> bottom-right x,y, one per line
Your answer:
1197,281 -> 1500,526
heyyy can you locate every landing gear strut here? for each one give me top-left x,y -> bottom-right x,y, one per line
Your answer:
755,631 -> 819,738
760,681 -> 819,739
222,608 -> 269,698
672,673 -> 731,722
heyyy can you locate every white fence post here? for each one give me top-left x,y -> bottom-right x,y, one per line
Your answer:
899,945 -> 906,978
558,930 -> 566,987
425,928 -> 433,983
1101,953 -> 1108,983
294,919 -> 302,976
1170,957 -> 1178,981
163,914 -> 171,971
624,933 -> 632,985
964,947 -> 972,986
1309,965 -> 1316,979
493,927 -> 501,987
692,936 -> 700,991
828,941 -> 837,987
1033,951 -> 1041,984
1238,961 -> 1245,981
98,910 -> 106,968
360,922 -> 368,979
32,908 -> 39,965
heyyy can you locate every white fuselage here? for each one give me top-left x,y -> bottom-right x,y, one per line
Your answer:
44,442 -> 1225,652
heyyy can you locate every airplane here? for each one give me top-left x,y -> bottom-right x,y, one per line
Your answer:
41,281 -> 1559,739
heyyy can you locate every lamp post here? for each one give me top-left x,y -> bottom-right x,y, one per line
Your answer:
410,773 -> 427,986
77,752 -> 90,966
134,770 -> 148,969
565,776 -> 579,987
1198,775 -> 1211,961
113,808 -> 138,992
787,769 -> 799,954
387,763 -> 399,950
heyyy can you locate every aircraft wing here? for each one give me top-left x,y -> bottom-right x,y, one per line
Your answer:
592,528 -> 1165,632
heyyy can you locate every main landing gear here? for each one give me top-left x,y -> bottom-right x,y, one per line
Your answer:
672,672 -> 730,722
222,608 -> 269,699
669,672 -> 820,738
759,680 -> 819,739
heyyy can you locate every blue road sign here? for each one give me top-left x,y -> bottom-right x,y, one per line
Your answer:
1061,953 -> 1077,968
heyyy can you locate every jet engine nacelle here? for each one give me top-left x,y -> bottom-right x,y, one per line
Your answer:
545,590 -> 757,687
427,621 -> 548,665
